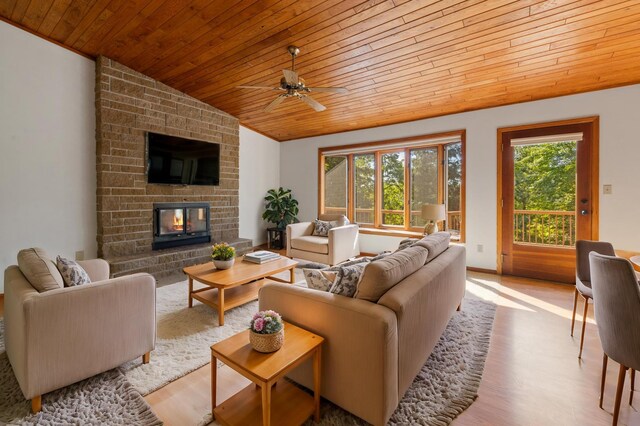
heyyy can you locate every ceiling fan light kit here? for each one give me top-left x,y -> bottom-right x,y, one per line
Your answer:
236,45 -> 348,112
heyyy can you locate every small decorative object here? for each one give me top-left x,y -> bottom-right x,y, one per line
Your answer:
421,204 -> 446,235
249,310 -> 285,353
211,242 -> 235,270
262,187 -> 299,230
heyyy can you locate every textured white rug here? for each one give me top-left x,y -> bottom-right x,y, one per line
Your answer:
120,269 -> 300,395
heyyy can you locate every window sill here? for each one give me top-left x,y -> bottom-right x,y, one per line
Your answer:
358,228 -> 424,238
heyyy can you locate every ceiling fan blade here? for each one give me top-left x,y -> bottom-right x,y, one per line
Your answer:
306,87 -> 348,94
299,95 -> 326,112
264,94 -> 287,112
282,69 -> 298,85
236,85 -> 278,90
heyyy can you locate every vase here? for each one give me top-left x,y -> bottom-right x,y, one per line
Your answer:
213,258 -> 235,270
249,328 -> 285,353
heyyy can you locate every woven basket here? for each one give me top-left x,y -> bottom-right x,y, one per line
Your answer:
249,328 -> 284,353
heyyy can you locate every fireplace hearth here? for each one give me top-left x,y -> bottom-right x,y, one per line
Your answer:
153,202 -> 211,250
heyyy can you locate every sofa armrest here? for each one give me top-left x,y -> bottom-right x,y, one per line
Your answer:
259,283 -> 398,426
18,273 -> 156,398
327,224 -> 360,265
77,258 -> 110,281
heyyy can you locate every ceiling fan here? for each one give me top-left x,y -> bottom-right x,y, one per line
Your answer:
237,45 -> 348,112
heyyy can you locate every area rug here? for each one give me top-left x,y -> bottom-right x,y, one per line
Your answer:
200,296 -> 496,426
0,321 -> 161,425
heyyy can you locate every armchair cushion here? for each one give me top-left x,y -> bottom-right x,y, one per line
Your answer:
17,248 -> 63,293
291,235 -> 329,254
56,256 -> 91,287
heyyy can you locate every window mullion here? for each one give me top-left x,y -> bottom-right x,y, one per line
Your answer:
347,154 -> 354,223
404,148 -> 411,231
374,151 -> 382,228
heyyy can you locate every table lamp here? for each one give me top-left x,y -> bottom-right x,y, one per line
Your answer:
421,204 -> 446,235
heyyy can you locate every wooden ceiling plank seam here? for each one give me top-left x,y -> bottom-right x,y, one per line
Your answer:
77,0 -> 161,51
21,0 -> 55,30
143,0 -> 307,79
49,0 -> 101,42
63,0 -> 113,46
0,0 -> 19,17
9,0 -> 30,21
36,0 -> 72,35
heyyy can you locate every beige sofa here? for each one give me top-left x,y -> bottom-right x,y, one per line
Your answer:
260,233 -> 466,425
287,214 -> 360,265
4,249 -> 156,412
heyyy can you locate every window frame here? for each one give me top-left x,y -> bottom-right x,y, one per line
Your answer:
318,130 -> 466,241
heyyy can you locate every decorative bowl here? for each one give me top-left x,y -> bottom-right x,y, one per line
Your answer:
213,258 -> 234,270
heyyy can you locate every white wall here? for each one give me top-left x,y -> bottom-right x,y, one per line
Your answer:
0,21 -> 96,291
239,126 -> 281,246
280,85 -> 640,269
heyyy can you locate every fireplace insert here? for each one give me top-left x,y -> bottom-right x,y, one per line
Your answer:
153,202 -> 211,250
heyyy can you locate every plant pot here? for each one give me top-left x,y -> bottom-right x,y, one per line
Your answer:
249,328 -> 284,353
213,258 -> 235,270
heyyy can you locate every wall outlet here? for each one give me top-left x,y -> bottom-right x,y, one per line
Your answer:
75,250 -> 85,261
477,244 -> 484,253
603,184 -> 612,195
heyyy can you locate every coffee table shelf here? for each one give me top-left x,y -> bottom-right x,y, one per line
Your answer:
183,256 -> 297,326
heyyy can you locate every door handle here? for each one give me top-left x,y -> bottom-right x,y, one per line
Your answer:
580,210 -> 589,215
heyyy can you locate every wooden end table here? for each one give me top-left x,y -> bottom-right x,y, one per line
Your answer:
183,256 -> 297,326
211,322 -> 324,426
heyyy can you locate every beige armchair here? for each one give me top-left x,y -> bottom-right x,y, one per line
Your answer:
4,251 -> 156,413
286,214 -> 359,265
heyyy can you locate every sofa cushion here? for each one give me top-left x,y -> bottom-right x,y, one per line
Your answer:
355,246 -> 428,302
395,238 -> 420,252
329,262 -> 368,297
303,268 -> 338,292
17,248 -> 64,292
291,236 -> 330,254
414,232 -> 451,262
56,256 -> 92,287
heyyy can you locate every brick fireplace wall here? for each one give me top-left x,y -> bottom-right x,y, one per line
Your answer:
95,56 -> 243,270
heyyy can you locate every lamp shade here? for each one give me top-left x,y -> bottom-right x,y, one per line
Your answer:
421,204 -> 446,221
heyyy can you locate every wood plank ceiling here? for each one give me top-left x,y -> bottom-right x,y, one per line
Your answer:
2,0 -> 640,141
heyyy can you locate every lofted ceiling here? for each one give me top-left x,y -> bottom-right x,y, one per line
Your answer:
2,0 -> 640,141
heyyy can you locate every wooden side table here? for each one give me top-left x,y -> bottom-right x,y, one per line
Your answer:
211,322 -> 324,426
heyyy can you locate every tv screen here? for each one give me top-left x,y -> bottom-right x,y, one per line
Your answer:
147,132 -> 220,186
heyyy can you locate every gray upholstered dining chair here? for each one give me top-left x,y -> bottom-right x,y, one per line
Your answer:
590,252 -> 640,426
572,240 -> 616,358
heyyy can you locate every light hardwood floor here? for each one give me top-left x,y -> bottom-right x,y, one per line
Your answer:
2,273 -> 638,425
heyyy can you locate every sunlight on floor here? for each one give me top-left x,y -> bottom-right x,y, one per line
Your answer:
466,273 -> 596,324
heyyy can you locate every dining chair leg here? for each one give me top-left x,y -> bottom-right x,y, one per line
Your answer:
571,288 -> 579,336
578,295 -> 589,359
613,364 -> 628,426
600,353 -> 608,409
630,369 -> 636,406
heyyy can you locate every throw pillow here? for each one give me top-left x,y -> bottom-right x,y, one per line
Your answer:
329,262 -> 368,297
303,268 -> 338,292
56,256 -> 92,287
17,248 -> 64,292
396,238 -> 420,252
312,219 -> 336,237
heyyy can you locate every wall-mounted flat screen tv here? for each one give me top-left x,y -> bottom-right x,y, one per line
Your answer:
147,132 -> 220,186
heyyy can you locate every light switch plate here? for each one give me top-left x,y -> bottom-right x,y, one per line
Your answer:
75,250 -> 85,261
603,184 -> 612,195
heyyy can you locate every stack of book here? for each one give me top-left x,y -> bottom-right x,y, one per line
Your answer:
244,250 -> 281,264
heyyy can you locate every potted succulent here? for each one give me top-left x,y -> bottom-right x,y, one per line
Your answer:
262,187 -> 299,230
211,242 -> 236,270
249,310 -> 285,353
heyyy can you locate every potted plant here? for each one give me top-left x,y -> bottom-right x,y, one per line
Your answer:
211,242 -> 236,270
262,187 -> 299,229
249,310 -> 285,353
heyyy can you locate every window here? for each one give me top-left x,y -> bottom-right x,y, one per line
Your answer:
318,132 -> 465,241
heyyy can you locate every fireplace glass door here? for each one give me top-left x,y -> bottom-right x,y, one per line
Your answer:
186,207 -> 207,233
159,208 -> 184,235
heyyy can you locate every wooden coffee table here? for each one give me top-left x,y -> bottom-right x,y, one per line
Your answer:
183,256 -> 297,326
211,322 -> 324,426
